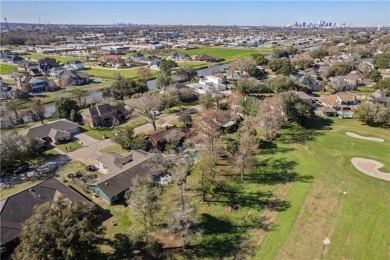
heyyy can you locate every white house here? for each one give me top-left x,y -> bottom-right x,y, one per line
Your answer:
64,60 -> 84,71
187,75 -> 226,94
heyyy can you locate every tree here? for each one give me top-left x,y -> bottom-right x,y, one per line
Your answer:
176,66 -> 197,82
193,109 -> 231,163
236,120 -> 258,181
126,93 -> 162,130
238,95 -> 260,116
193,151 -> 216,202
268,58 -> 296,75
369,70 -> 382,82
112,126 -> 150,150
237,77 -> 269,94
310,47 -> 329,60
292,58 -> 315,70
159,60 -> 177,74
127,178 -> 160,245
111,78 -> 148,100
326,62 -> 356,78
265,75 -> 297,93
248,64 -> 266,79
353,103 -> 390,126
200,93 -> 214,109
160,91 -> 180,110
373,53 -> 390,69
137,67 -> 153,84
281,92 -> 315,126
13,197 -> 103,260
0,133 -> 41,176
258,95 -> 286,140
179,113 -> 192,127
375,78 -> 390,95
55,97 -> 79,120
155,71 -> 172,90
228,57 -> 256,74
253,54 -> 268,65
29,99 -> 45,124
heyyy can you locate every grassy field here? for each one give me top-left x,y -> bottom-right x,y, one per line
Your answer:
122,117 -> 148,129
181,47 -> 271,61
253,118 -> 390,259
0,64 -> 18,74
21,54 -> 81,63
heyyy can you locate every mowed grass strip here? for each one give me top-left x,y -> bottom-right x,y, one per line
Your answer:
0,64 -> 18,74
181,47 -> 271,61
21,54 -> 80,63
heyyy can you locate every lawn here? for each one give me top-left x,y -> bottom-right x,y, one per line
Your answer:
21,54 -> 81,63
181,47 -> 271,61
176,61 -> 209,69
85,67 -> 157,79
122,117 -> 148,129
56,140 -> 82,153
0,63 -> 17,74
80,125 -> 114,140
100,144 -> 128,155
253,118 -> 390,259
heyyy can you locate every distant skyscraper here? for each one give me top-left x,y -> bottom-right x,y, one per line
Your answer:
302,22 -> 306,27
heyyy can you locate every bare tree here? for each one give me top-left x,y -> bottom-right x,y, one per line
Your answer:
193,151 -> 216,202
258,95 -> 285,140
137,67 -> 153,84
127,177 -> 160,245
235,120 -> 258,181
29,99 -> 45,124
228,57 -> 256,75
193,109 -> 231,163
126,93 -> 162,130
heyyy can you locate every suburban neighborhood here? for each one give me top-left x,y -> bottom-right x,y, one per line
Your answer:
0,1 -> 389,259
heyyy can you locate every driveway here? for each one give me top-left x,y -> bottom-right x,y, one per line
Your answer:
73,133 -> 99,146
67,139 -> 114,166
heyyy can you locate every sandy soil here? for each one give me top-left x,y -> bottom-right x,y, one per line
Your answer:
351,158 -> 390,181
346,132 -> 384,142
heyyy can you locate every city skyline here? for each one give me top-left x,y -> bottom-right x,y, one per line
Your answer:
1,1 -> 389,27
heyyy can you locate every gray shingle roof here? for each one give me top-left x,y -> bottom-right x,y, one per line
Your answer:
0,177 -> 91,246
26,119 -> 79,139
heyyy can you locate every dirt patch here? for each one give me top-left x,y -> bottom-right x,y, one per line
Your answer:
351,158 -> 390,181
346,132 -> 384,143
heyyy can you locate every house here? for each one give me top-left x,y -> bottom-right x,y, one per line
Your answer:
293,91 -> 315,105
371,97 -> 390,105
16,76 -> 49,92
49,67 -> 66,78
18,61 -> 42,76
0,51 -> 25,64
193,54 -> 222,62
64,60 -> 84,70
149,60 -> 161,70
168,52 -> 191,61
82,103 -> 128,128
321,92 -> 358,109
316,106 -> 338,117
26,119 -> 80,144
147,126 -> 190,151
187,75 -> 227,94
0,177 -> 92,249
130,52 -> 145,62
88,150 -> 155,203
298,75 -> 322,91
0,77 -> 12,100
60,70 -> 89,87
38,57 -> 58,73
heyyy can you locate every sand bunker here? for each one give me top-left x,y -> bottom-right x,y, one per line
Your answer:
346,132 -> 384,142
351,158 -> 390,181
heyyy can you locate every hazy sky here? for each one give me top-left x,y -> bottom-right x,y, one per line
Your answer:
1,1 -> 389,27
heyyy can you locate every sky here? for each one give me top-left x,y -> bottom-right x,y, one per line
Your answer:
1,1 -> 389,27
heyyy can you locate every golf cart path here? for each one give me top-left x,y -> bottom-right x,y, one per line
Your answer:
346,132 -> 384,142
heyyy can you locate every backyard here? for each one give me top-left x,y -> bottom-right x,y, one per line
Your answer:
0,64 -> 17,74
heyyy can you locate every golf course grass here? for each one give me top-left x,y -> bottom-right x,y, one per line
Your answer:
181,47 -> 271,61
253,118 -> 390,259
